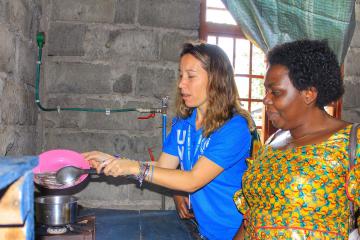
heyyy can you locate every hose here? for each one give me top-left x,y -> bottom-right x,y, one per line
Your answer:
35,32 -> 138,114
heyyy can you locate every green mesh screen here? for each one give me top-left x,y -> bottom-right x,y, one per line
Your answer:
223,0 -> 356,63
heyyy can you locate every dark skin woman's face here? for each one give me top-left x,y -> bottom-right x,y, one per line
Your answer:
263,64 -> 310,130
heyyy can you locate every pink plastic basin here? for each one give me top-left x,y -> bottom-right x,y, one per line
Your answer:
33,149 -> 90,188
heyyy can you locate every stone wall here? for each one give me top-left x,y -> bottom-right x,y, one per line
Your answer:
343,0 -> 360,122
0,0 -> 359,210
38,0 -> 199,209
0,0 -> 40,155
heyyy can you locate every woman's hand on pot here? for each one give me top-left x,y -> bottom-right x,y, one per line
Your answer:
82,151 -> 116,173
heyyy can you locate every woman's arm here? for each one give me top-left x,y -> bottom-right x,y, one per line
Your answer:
145,156 -> 223,192
152,152 -> 180,169
155,153 -> 194,218
83,151 -> 223,192
82,151 -> 179,172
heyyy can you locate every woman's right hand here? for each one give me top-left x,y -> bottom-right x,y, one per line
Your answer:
82,151 -> 116,172
82,151 -> 138,177
173,194 -> 194,219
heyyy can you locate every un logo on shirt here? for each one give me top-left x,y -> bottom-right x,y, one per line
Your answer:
199,138 -> 211,155
177,130 -> 187,169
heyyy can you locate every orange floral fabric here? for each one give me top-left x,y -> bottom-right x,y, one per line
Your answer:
234,125 -> 360,239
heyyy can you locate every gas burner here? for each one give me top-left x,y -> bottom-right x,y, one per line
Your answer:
46,226 -> 67,235
35,215 -> 95,239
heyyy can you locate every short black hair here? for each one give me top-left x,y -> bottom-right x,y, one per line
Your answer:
267,39 -> 344,108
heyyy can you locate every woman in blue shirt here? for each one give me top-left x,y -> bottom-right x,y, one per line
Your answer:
83,42 -> 254,240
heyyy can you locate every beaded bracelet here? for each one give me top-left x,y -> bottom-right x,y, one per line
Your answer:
135,161 -> 150,187
142,164 -> 154,183
149,165 -> 154,183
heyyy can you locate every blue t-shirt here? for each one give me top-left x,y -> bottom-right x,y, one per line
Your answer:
163,110 -> 251,240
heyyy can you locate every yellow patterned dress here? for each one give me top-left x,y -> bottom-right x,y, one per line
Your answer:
234,125 -> 360,239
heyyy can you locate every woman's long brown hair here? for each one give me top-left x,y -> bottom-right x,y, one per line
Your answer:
175,41 -> 255,137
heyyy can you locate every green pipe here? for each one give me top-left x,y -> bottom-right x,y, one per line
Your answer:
35,32 -> 139,113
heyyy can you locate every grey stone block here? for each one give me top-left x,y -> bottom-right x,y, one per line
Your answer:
113,74 -> 132,94
160,32 -> 198,62
0,125 -> 36,155
350,20 -> 360,48
82,27 -> 110,58
1,80 -> 29,125
114,0 -> 135,24
106,30 -> 159,61
128,183 -> 163,201
43,96 -> 87,128
124,100 -> 161,109
18,39 -> 37,86
17,126 -> 37,155
6,0 -> 40,41
26,1 -> 42,43
0,26 -> 15,73
136,66 -> 176,98
6,126 -> 37,155
83,98 -> 158,131
138,0 -> 200,30
112,133 -> 133,153
343,80 -> 360,108
44,131 -> 99,153
8,0 -> 31,38
0,126 -> 14,155
43,111 -> 84,129
25,86 -> 37,126
47,23 -> 87,56
115,133 -> 161,161
0,1 -> 9,23
129,135 -> 162,159
75,181 -> 129,201
342,108 -> 360,123
344,49 -> 360,76
51,0 -> 116,23
45,62 -> 112,94
0,75 -> 5,126
164,195 -> 176,210
0,74 -> 4,97
44,130 -> 162,161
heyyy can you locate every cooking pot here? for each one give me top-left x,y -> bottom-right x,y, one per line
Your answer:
35,195 -> 78,226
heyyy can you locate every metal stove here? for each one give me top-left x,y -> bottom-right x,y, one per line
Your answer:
35,215 -> 95,240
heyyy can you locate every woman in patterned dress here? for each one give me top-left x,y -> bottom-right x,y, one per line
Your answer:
233,39 -> 360,239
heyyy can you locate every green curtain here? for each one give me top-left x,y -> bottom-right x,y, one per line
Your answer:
222,0 -> 356,63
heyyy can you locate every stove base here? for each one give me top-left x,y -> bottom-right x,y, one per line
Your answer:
35,215 -> 95,240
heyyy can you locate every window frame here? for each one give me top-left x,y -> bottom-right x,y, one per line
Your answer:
200,0 -> 267,141
199,0 -> 342,142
